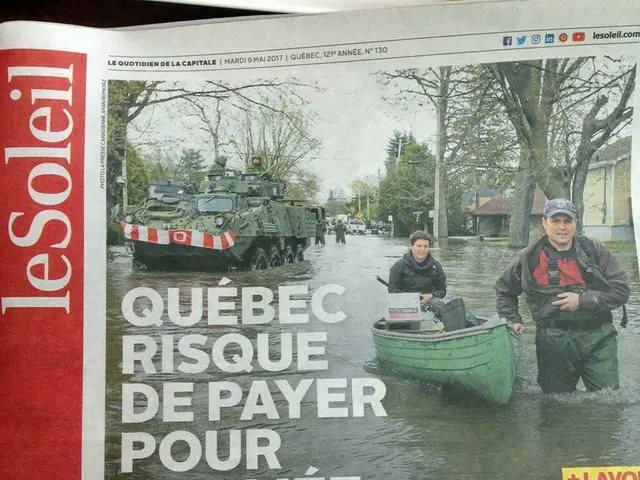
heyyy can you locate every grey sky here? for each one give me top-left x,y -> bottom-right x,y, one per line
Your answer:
128,63 -> 435,202
128,55 -> 633,203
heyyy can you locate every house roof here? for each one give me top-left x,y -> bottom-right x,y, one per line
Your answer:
461,188 -> 503,208
471,184 -> 547,216
471,197 -> 510,216
591,136 -> 631,165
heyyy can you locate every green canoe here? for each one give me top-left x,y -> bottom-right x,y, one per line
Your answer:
371,316 -> 518,405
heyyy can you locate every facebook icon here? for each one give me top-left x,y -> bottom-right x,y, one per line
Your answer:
545,33 -> 555,44
503,36 -> 513,46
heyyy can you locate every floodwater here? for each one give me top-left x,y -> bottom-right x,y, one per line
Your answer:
105,234 -> 640,480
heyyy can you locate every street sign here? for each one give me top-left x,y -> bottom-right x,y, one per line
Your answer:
412,210 -> 423,215
428,210 -> 435,218
388,215 -> 393,221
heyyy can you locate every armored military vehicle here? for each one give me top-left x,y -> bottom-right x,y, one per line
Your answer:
121,169 -> 324,270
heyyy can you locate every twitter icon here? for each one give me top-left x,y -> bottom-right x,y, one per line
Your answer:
517,35 -> 527,45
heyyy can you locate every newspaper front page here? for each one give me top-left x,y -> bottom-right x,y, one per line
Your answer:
1,1 -> 640,478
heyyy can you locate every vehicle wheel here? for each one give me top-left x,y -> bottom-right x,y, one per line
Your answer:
250,247 -> 269,271
294,245 -> 304,262
283,246 -> 295,264
268,246 -> 282,268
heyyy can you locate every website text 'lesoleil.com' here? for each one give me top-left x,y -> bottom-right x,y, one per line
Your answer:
593,30 -> 640,40
500,29 -> 640,48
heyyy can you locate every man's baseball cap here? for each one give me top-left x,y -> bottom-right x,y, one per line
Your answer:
543,198 -> 577,219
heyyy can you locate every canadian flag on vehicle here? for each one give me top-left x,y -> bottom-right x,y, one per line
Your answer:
120,222 -> 235,250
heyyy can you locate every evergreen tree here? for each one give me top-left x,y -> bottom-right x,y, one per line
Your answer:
176,148 -> 207,191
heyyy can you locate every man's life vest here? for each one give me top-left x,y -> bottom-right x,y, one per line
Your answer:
533,237 -> 628,327
533,246 -> 586,288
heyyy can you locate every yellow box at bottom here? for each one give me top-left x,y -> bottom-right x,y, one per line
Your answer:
562,467 -> 640,480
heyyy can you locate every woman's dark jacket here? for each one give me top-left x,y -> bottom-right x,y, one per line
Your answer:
388,252 -> 447,298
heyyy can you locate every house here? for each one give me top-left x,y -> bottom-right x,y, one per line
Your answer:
582,136 -> 633,241
462,188 -> 503,232
469,185 -> 547,237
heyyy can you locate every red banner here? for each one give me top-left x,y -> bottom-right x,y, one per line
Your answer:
0,50 -> 86,479
121,222 -> 236,250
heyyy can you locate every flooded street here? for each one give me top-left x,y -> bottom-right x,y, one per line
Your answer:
106,235 -> 640,479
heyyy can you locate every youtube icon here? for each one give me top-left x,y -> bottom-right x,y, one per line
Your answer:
572,32 -> 585,41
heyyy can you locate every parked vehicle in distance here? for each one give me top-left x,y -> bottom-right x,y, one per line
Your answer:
347,219 -> 366,234
336,214 -> 349,224
377,221 -> 390,233
325,216 -> 336,232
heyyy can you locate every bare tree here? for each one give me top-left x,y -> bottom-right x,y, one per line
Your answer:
488,57 -> 635,245
228,94 -> 321,181
107,77 -> 318,203
182,96 -> 236,162
378,67 -> 455,238
570,66 -> 635,231
378,65 -> 509,239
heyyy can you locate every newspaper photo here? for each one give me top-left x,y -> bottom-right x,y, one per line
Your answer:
1,1 -> 640,479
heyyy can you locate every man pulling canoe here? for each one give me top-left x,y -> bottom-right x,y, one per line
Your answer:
495,198 -> 630,393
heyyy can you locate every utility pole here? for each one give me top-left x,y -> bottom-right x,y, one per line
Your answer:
433,66 -> 451,242
367,193 -> 370,218
121,143 -> 128,217
433,101 -> 442,241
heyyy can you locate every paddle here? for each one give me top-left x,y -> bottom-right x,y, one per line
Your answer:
375,275 -> 397,292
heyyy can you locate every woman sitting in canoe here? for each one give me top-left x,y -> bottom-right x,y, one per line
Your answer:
388,230 -> 447,307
